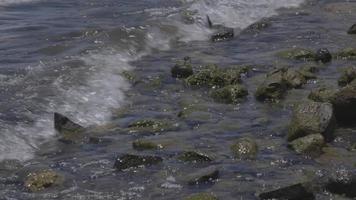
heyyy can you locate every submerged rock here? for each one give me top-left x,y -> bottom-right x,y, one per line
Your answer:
171,57 -> 193,78
184,166 -> 219,185
336,48 -> 356,60
259,183 -> 315,200
242,19 -> 271,34
331,85 -> 356,125
24,170 -> 63,192
288,101 -> 335,142
54,113 -> 84,143
288,134 -> 325,155
325,170 -> 356,198
308,87 -> 337,103
184,193 -> 218,200
114,154 -> 163,171
276,48 -> 316,61
315,48 -> 332,63
338,66 -> 356,87
347,24 -> 356,34
255,68 -> 288,101
128,119 -> 176,134
210,84 -> 248,104
230,137 -> 258,159
132,140 -> 163,151
178,151 -> 212,163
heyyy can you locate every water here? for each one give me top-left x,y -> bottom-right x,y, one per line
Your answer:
1,0 -> 356,199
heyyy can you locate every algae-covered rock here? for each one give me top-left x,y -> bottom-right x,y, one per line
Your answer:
259,183 -> 315,200
210,84 -> 248,104
287,101 -> 335,142
308,87 -> 337,103
184,166 -> 219,185
331,85 -> 356,125
178,151 -> 212,163
338,66 -> 356,87
289,134 -> 325,155
315,48 -> 332,63
242,19 -> 271,34
336,48 -> 356,60
298,64 -> 319,80
54,113 -> 84,144
277,48 -> 316,61
185,193 -> 218,200
114,154 -> 163,171
128,119 -> 176,133
185,65 -> 242,89
255,69 -> 288,101
230,137 -> 258,159
132,140 -> 163,151
347,24 -> 356,34
24,170 -> 63,192
284,68 -> 307,89
171,57 -> 193,78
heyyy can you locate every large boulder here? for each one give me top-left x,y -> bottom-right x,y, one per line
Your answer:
287,101 -> 336,142
259,183 -> 315,200
24,170 -> 63,192
347,24 -> 356,34
331,85 -> 356,124
171,57 -> 193,79
210,84 -> 248,104
230,137 -> 258,159
54,113 -> 84,143
114,154 -> 163,171
338,66 -> 356,87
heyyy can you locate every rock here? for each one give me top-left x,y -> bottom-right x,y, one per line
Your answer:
211,27 -> 234,42
259,183 -> 315,200
132,140 -> 163,151
325,170 -> 356,198
54,113 -> 84,143
308,87 -> 337,103
288,134 -> 325,155
287,101 -> 336,142
114,154 -> 163,171
185,65 -> 242,89
298,64 -> 319,80
255,68 -> 288,101
171,57 -> 194,78
276,48 -> 316,61
331,85 -> 356,124
336,48 -> 356,60
210,84 -> 248,104
121,70 -> 140,85
128,119 -> 176,134
24,170 -> 63,192
184,193 -> 218,200
284,68 -> 307,89
338,66 -> 356,87
347,24 -> 356,34
178,151 -> 212,163
243,19 -> 271,34
315,48 -> 332,63
184,166 -> 219,185
230,137 -> 258,159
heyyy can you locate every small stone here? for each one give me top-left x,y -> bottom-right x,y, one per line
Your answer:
347,24 -> 356,34
210,84 -> 248,104
184,193 -> 218,200
178,151 -> 212,163
259,183 -> 315,200
24,170 -> 63,192
289,134 -> 325,155
184,166 -> 219,185
171,57 -> 193,78
315,48 -> 332,63
114,154 -> 163,171
231,138 -> 258,159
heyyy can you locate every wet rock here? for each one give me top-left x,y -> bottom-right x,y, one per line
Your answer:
259,183 -> 315,200
288,134 -> 325,155
325,170 -> 356,198
128,119 -> 176,134
230,137 -> 258,159
132,140 -> 163,151
331,85 -> 356,125
211,28 -> 234,42
185,166 -> 219,185
298,64 -> 319,80
347,24 -> 356,34
171,57 -> 193,78
336,48 -> 356,60
284,68 -> 307,89
315,48 -> 332,63
114,154 -> 163,171
287,101 -> 336,142
255,68 -> 288,101
185,65 -> 242,89
178,151 -> 212,163
54,113 -> 84,143
24,170 -> 63,192
185,193 -> 218,200
338,66 -> 356,87
210,84 -> 248,104
277,48 -> 316,61
243,19 -> 271,34
308,87 -> 337,103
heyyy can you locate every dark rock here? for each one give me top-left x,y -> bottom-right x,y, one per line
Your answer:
211,28 -> 234,42
114,154 -> 163,171
277,48 -> 316,61
255,68 -> 288,101
231,137 -> 258,159
259,183 -> 315,200
347,24 -> 356,34
288,134 -> 325,155
24,170 -> 63,192
338,66 -> 356,87
185,166 -> 219,185
308,87 -> 337,103
331,85 -> 356,125
54,113 -> 84,143
210,84 -> 248,104
325,170 -> 356,198
132,140 -> 163,151
315,48 -> 332,63
184,193 -> 218,200
178,151 -> 212,163
171,57 -> 193,78
288,101 -> 336,142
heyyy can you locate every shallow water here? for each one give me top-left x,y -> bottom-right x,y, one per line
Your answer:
0,0 -> 356,199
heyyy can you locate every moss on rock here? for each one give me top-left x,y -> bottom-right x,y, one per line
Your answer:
338,66 -> 356,87
276,48 -> 316,61
231,137 -> 258,159
24,170 -> 63,192
210,84 -> 248,104
335,48 -> 356,60
128,119 -> 176,133
289,134 -> 325,155
178,151 -> 212,163
308,87 -> 337,103
255,68 -> 288,101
